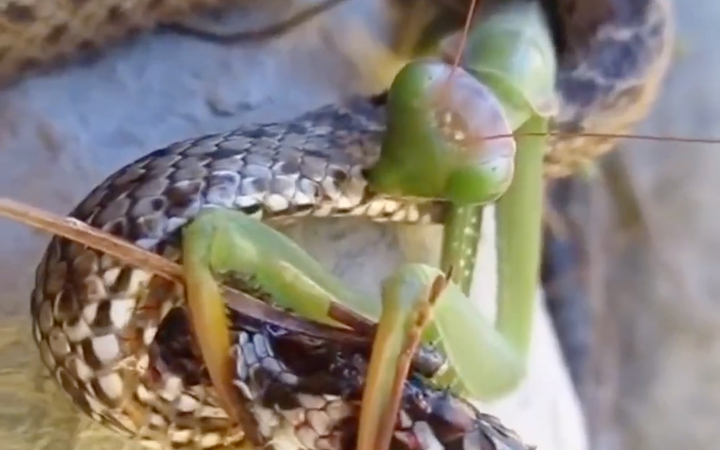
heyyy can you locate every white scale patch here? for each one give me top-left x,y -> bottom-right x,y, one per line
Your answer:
296,394 -> 325,410
70,355 -> 94,381
313,203 -> 333,217
197,405 -> 228,419
268,426 -> 307,450
63,317 -> 93,342
292,189 -> 314,208
337,192 -> 362,210
280,408 -> 305,426
91,333 -> 121,364
398,410 -> 412,428
254,405 -> 280,438
158,375 -> 183,402
205,171 -> 240,207
136,383 -> 156,403
32,323 -> 42,344
413,421 -> 445,450
82,302 -> 99,324
265,193 -> 290,212
169,427 -> 193,444
84,277 -> 108,302
306,410 -> 330,435
295,425 -> 317,449
297,178 -> 317,201
175,393 -> 200,412
393,207 -> 418,222
143,326 -> 158,346
135,353 -> 150,373
97,372 -> 124,400
234,379 -> 254,401
325,400 -> 351,422
149,413 -> 166,428
102,267 -> 121,286
48,327 -> 70,357
365,200 -> 387,217
125,270 -> 152,295
235,193 -> 259,209
166,216 -> 190,234
198,432 -> 222,448
139,439 -> 164,450
320,178 -> 341,200
109,298 -> 136,329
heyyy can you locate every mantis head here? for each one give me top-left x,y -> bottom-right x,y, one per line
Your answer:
367,59 -> 516,206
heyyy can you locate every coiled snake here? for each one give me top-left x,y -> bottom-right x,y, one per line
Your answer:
18,0 -> 674,449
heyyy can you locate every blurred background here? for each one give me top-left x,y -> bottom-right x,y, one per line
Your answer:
0,0 -> 715,449
564,2 -> 720,449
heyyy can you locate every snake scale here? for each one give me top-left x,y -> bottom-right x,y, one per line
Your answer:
15,0 -> 674,449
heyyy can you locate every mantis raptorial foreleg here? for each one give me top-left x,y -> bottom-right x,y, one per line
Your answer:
336,3 -> 556,439
180,207 -> 523,414
436,0 -> 555,384
366,0 -> 557,401
179,0 -> 558,445
181,207 -> 379,424
356,265 -> 445,450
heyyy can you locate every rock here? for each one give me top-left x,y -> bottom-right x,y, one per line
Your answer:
586,2 -> 720,449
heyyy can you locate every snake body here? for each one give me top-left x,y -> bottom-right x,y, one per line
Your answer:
22,0 -> 675,449
31,99 -> 529,450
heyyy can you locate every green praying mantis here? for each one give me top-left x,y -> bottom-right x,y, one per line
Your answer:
180,1 -> 556,448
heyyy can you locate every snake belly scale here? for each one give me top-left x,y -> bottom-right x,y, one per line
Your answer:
15,0 -> 675,448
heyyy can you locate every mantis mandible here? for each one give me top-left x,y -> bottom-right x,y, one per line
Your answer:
180,1 -> 555,448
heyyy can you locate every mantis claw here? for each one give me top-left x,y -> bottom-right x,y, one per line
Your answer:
356,266 -> 446,450
180,208 -> 386,439
181,216 -> 254,432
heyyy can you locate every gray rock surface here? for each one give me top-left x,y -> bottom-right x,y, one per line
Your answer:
585,1 -> 720,449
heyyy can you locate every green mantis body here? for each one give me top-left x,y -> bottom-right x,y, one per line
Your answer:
181,1 -> 557,448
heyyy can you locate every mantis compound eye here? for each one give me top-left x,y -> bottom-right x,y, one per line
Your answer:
367,59 -> 516,206
439,15 -> 559,120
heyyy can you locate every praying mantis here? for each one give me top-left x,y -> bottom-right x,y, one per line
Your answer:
180,0 -> 555,447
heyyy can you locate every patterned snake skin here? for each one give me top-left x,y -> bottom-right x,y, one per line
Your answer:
31,99 -> 533,449
20,0 -> 675,449
0,0 -> 673,175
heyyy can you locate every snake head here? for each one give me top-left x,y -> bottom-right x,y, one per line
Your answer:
368,59 -> 516,206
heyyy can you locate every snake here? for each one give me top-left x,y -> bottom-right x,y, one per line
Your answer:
19,0 -> 674,449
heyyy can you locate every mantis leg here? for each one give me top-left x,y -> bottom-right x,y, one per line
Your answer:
356,264 -> 445,450
180,207 -> 514,432
179,3 -> 555,444
368,0 -> 556,403
494,116 -> 546,363
428,116 -> 547,402
179,206 -> 531,427
180,205 -> 537,447
433,0 -> 555,398
181,208 -> 380,426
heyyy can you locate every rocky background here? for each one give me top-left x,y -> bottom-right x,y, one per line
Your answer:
581,1 -> 720,449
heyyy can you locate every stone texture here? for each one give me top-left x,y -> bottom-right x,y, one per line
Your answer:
585,1 -> 720,449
